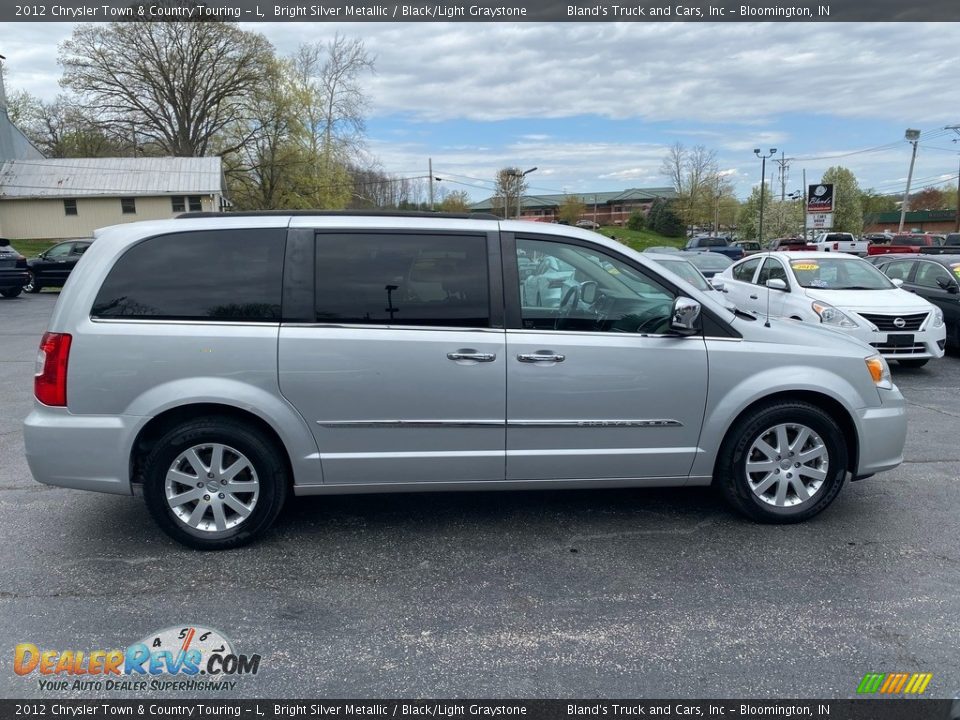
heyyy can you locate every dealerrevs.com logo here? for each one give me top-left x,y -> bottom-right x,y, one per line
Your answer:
14,625 -> 261,693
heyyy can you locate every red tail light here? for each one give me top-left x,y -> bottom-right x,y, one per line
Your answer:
34,332 -> 72,406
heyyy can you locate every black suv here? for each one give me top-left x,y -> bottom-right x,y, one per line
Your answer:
25,240 -> 93,293
0,239 -> 30,298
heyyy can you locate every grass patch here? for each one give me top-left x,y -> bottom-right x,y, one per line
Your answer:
596,226 -> 685,252
9,239 -> 59,258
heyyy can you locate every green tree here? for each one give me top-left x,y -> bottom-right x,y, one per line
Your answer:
626,210 -> 646,231
737,186 -> 773,242
439,190 -> 471,212
821,166 -> 863,235
648,198 -> 684,237
558,195 -> 586,225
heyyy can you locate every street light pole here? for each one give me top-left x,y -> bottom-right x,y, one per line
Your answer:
754,148 -> 777,244
898,129 -> 921,234
513,167 -> 538,219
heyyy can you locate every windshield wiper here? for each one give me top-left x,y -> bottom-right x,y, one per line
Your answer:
833,286 -> 877,290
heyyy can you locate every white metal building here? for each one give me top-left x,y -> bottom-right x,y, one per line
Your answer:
0,157 -> 227,240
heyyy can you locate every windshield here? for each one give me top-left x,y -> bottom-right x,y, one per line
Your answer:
655,259 -> 710,290
686,253 -> 732,271
790,257 -> 894,290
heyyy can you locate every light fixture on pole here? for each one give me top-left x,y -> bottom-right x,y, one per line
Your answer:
512,167 -> 537,219
754,148 -> 777,243
898,129 -> 921,234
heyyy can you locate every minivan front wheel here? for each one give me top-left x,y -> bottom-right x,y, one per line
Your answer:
716,402 -> 847,523
143,418 -> 288,550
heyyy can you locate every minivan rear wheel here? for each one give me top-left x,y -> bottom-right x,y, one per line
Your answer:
716,401 -> 847,523
142,417 -> 288,550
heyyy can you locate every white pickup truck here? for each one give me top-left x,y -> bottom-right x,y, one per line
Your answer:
813,232 -> 869,256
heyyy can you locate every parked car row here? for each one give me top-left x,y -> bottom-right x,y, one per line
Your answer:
0,239 -> 92,297
718,252 -> 947,367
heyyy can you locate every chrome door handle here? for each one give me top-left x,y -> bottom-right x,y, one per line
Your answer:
447,350 -> 496,362
517,352 -> 565,363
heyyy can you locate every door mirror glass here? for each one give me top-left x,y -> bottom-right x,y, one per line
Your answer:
580,280 -> 598,305
890,278 -> 904,288
766,278 -> 788,291
670,297 -> 701,335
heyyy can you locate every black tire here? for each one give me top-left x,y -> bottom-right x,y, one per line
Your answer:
715,401 -> 848,523
24,272 -> 41,293
142,417 -> 289,550
897,358 -> 928,369
0,287 -> 22,298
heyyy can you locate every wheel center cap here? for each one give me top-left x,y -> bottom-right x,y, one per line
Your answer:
206,480 -> 221,493
780,460 -> 793,470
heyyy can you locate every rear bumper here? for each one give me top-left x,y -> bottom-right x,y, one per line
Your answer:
23,405 -> 139,495
0,269 -> 29,288
855,390 -> 907,476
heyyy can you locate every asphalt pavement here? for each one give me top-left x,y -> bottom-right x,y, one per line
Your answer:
1,292 -> 958,699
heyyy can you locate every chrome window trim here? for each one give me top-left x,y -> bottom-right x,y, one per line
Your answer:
90,318 -> 281,327
284,323 -> 505,333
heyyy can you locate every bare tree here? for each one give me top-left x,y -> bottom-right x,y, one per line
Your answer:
493,167 -> 528,218
660,142 -> 720,228
7,90 -> 121,158
60,20 -> 274,156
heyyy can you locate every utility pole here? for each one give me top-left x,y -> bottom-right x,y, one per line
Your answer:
948,125 -> 960,232
428,158 -> 434,211
774,151 -> 789,201
802,168 -> 807,240
898,129 -> 921,234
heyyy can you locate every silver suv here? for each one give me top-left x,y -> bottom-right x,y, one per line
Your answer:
25,213 -> 907,550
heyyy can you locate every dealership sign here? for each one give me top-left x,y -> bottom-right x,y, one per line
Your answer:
807,213 -> 834,229
807,184 -> 834,213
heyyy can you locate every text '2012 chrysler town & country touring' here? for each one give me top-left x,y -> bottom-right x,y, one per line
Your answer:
24,213 -> 907,550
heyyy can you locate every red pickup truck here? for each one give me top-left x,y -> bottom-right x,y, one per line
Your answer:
867,233 -> 943,255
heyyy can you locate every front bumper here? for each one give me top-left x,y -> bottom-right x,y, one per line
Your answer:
843,320 -> 946,360
855,389 -> 907,476
23,405 -> 140,495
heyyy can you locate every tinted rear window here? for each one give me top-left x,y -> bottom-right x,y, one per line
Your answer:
91,229 -> 285,321
314,232 -> 490,327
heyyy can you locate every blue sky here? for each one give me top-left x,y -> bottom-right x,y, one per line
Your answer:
2,21 -> 959,202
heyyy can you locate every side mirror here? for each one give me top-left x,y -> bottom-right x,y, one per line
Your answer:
890,278 -> 904,288
580,280 -> 598,305
766,278 -> 788,291
936,276 -> 959,293
670,297 -> 701,335
709,277 -> 726,292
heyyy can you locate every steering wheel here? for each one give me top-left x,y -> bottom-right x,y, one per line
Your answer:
554,284 -> 581,330
634,305 -> 671,334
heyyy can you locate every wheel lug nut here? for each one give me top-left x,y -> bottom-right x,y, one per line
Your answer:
795,462 -> 800,468
775,469 -> 780,474
207,473 -> 214,479
218,493 -> 225,499
203,494 -> 210,501
220,479 -> 227,485
196,482 -> 203,488
786,473 -> 792,478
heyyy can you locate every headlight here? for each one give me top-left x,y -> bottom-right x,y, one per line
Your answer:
932,307 -> 944,327
812,301 -> 858,328
865,354 -> 893,390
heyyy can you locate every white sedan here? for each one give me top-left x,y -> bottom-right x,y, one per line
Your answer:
719,251 -> 947,367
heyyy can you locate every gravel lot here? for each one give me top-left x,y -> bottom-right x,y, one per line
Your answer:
1,293 -> 958,699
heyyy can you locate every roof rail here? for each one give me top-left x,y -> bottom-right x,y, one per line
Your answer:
176,210 -> 501,221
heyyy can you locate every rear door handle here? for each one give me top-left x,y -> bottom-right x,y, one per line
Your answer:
749,294 -> 759,300
517,352 -> 565,363
447,350 -> 496,362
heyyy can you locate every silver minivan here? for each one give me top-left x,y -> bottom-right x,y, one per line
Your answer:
25,213 -> 907,549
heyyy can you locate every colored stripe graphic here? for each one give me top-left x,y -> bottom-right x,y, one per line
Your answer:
857,672 -> 932,694
857,673 -> 885,693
